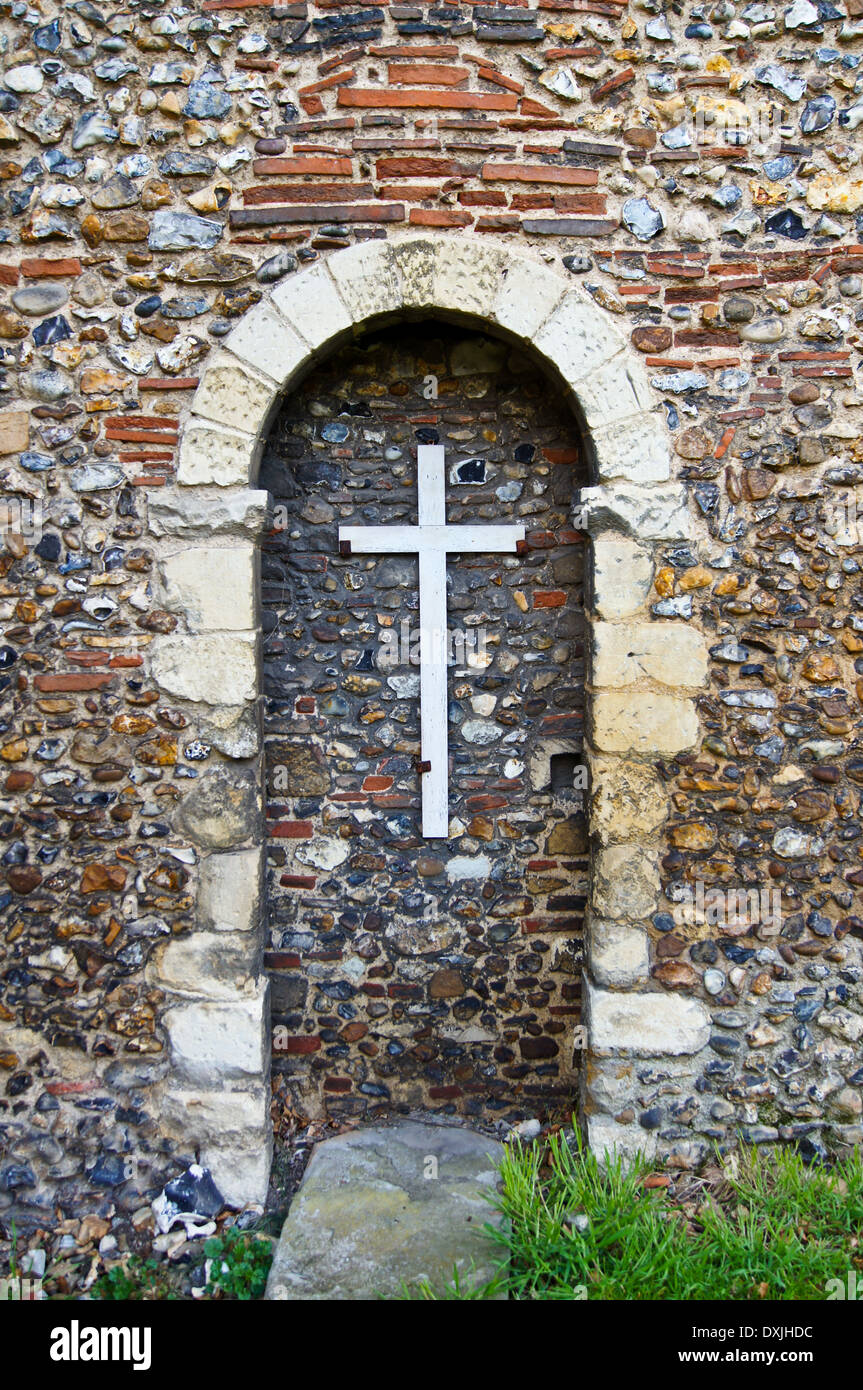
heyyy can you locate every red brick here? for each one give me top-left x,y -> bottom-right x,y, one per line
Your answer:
476,214 -> 521,231
362,775 -> 394,791
271,820 -> 315,838
0,264 -> 19,286
279,1036 -> 321,1055
244,183 -> 373,205
338,88 -> 518,111
369,44 -> 460,57
20,256 -> 82,278
139,377 -> 199,390
279,874 -> 317,888
534,590 -> 567,608
298,68 -> 356,96
409,208 -> 472,227
388,63 -> 470,85
482,161 -> 596,186
591,68 -> 636,102
519,97 -> 559,117
459,189 -> 507,207
34,673 -> 114,691
300,94 -> 326,117
252,155 -> 354,176
477,67 -> 524,94
376,156 -> 469,178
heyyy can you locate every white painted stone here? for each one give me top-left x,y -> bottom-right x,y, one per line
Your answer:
326,239 -> 403,321
164,984 -> 269,1084
431,238 -> 503,319
534,292 -> 624,392
271,261 -> 352,352
591,920 -> 650,989
160,544 -> 255,632
152,931 -> 257,998
160,1086 -> 271,1207
592,690 -> 699,755
587,980 -> 711,1056
149,488 -> 269,539
591,536 -> 653,620
582,483 -> 691,541
588,755 -> 667,842
592,622 -> 708,689
592,411 -> 671,485
575,351 -> 654,430
587,1115 -> 658,1165
225,304 -> 308,386
198,847 -> 262,934
191,355 -> 277,435
446,855 -> 492,881
150,632 -> 257,705
177,419 -> 257,488
593,844 -> 660,919
392,237 -> 437,309
295,838 -> 350,870
491,256 -> 567,339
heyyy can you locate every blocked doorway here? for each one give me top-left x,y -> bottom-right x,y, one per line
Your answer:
260,321 -> 589,1129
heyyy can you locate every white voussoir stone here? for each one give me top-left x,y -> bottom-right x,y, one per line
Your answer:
534,292 -> 624,391
160,544 -> 256,632
225,303 -> 308,386
581,483 -> 691,541
326,239 -> 404,321
191,355 -> 277,435
177,420 -> 257,488
592,690 -> 699,755
492,256 -> 567,339
591,920 -> 650,989
591,536 -> 654,620
160,1086 -> 272,1206
587,981 -> 711,1056
150,632 -> 257,705
271,261 -> 352,352
593,844 -> 659,919
592,411 -> 671,485
431,237 -> 503,319
392,237 -> 437,309
574,352 -> 654,430
164,984 -> 269,1084
198,847 -> 262,933
592,622 -> 708,689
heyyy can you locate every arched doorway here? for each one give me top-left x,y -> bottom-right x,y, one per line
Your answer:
261,321 -> 589,1127
157,236 -> 705,1205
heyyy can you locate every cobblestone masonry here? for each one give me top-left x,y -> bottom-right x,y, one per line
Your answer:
0,0 -> 860,1218
262,323 -> 588,1122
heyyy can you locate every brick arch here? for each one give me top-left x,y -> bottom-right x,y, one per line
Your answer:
152,235 -> 710,1205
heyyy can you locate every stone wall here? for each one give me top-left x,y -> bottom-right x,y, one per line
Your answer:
0,0 -> 861,1223
262,322 -> 588,1122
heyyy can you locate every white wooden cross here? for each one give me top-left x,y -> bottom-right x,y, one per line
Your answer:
339,444 -> 525,838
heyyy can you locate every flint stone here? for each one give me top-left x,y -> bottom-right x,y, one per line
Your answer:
265,1122 -> 505,1300
149,210 -> 223,251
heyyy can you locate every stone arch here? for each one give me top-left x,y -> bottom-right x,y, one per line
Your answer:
151,234 -> 711,1205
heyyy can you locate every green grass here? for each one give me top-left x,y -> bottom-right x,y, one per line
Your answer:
439,1133 -> 863,1300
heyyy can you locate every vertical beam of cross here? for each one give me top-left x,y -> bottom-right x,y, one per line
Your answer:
339,443 -> 524,838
